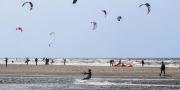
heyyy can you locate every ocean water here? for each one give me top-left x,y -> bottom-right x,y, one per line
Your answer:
0,75 -> 179,90
0,58 -> 180,67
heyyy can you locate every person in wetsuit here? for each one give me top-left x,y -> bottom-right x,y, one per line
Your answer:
110,60 -> 114,66
35,58 -> 38,66
5,57 -> 8,68
160,61 -> 166,76
45,58 -> 49,65
141,60 -> 145,67
82,69 -> 92,80
63,58 -> 66,65
25,58 -> 30,65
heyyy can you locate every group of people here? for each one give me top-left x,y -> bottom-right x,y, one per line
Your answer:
4,57 -> 68,67
3,58 -> 168,80
82,61 -> 166,80
4,57 -> 92,80
24,57 -> 51,65
110,59 -> 166,76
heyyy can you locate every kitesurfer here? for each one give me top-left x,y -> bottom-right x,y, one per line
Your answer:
82,69 -> 92,80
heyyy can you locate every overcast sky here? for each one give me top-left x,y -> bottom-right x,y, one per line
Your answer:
0,0 -> 180,58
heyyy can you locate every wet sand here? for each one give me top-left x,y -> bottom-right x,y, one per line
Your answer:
0,64 -> 180,78
0,76 -> 179,90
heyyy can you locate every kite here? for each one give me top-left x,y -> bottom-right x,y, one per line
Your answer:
48,42 -> 53,47
16,27 -> 23,32
91,22 -> 97,30
139,3 -> 151,15
73,0 -> 77,4
102,10 -> 107,17
49,32 -> 55,36
117,16 -> 122,21
48,32 -> 55,47
22,2 -> 33,11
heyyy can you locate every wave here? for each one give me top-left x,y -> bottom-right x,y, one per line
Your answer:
0,58 -> 180,67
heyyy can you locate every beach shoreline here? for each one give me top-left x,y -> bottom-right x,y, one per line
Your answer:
0,64 -> 180,78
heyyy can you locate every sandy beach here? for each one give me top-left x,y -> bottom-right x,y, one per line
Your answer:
0,64 -> 180,90
0,64 -> 180,78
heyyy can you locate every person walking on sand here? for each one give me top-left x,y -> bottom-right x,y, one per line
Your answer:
63,58 -> 66,65
35,58 -> 38,66
160,61 -> 166,76
141,60 -> 145,67
5,57 -> 8,68
82,69 -> 92,80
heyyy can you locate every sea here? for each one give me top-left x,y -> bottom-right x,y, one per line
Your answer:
0,58 -> 180,90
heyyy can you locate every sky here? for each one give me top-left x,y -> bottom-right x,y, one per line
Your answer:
0,0 -> 180,58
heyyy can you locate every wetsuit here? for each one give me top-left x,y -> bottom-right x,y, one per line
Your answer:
35,58 -> 38,66
160,62 -> 165,76
142,60 -> 144,67
5,58 -> 8,68
83,70 -> 92,80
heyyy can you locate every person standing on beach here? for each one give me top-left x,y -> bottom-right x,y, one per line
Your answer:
160,61 -> 166,76
118,59 -> 121,66
82,69 -> 92,80
25,58 -> 30,65
45,58 -> 49,65
35,58 -> 38,66
141,60 -> 145,67
63,58 -> 66,65
5,57 -> 8,68
110,60 -> 113,66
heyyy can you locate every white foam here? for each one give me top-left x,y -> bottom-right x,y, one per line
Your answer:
0,58 -> 180,67
74,79 -> 180,87
116,78 -> 177,81
119,83 -> 180,87
74,79 -> 119,85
